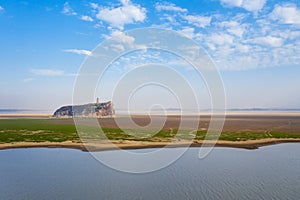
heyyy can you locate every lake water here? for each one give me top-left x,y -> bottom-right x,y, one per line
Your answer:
1,144 -> 300,199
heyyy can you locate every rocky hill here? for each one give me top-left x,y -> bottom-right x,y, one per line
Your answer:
53,101 -> 115,118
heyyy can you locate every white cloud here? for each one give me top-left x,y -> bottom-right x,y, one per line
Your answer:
220,0 -> 266,12
218,20 -> 246,37
23,78 -> 34,82
0,6 -> 4,11
206,42 -> 217,51
227,26 -> 245,37
177,27 -> 196,39
160,14 -> 177,24
85,0 -> 298,71
220,0 -> 243,7
208,33 -> 235,46
155,2 -> 187,12
62,2 -> 77,16
236,44 -> 250,53
96,0 -> 146,30
181,15 -> 212,28
138,1 -> 299,71
288,31 -> 300,40
63,49 -> 92,56
80,15 -> 93,22
31,69 -> 65,76
252,36 -> 283,47
111,30 -> 135,44
242,0 -> 266,12
90,3 -> 99,10
109,30 -> 147,50
110,44 -> 125,51
270,4 -> 300,25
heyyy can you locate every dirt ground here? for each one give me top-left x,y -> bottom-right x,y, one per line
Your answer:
50,114 -> 300,134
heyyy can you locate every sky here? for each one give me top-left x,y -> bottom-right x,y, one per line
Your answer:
0,0 -> 300,111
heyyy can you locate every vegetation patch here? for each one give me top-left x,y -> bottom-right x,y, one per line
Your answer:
0,119 -> 299,144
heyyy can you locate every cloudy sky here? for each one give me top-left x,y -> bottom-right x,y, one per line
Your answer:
0,0 -> 299,111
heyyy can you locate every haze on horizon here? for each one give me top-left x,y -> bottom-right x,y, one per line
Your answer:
0,0 -> 299,111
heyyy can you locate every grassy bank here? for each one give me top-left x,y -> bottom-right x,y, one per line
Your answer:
0,118 -> 300,144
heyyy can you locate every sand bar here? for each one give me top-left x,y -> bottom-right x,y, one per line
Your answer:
0,113 -> 52,118
1,138 -> 300,151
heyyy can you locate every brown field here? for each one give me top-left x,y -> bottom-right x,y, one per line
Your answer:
49,114 -> 300,134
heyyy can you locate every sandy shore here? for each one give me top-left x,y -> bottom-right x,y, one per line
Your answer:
0,113 -> 52,118
1,138 -> 300,151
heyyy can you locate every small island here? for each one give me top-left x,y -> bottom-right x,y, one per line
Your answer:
53,99 -> 115,118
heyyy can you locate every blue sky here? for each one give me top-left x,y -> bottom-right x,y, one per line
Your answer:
0,0 -> 300,111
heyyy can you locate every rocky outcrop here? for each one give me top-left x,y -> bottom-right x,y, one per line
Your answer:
53,101 -> 115,118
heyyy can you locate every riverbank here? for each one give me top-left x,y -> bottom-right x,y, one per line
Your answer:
0,114 -> 51,119
1,138 -> 300,151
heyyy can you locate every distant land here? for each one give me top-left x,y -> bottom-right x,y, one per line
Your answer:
0,109 -> 52,114
53,101 -> 115,118
115,108 -> 300,114
1,108 -> 300,115
160,108 -> 300,112
225,108 -> 300,112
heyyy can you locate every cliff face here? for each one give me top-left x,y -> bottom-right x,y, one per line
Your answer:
53,101 -> 115,118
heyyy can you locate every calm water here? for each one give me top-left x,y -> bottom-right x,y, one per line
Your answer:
1,144 -> 300,200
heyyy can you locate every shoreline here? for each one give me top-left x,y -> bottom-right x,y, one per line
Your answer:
1,138 -> 300,152
0,114 -> 52,119
1,110 -> 300,118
